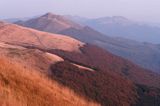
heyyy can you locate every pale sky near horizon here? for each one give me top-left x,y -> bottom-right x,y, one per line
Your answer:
0,0 -> 160,23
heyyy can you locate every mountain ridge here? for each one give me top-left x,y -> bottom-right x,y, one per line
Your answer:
15,13 -> 160,73
67,15 -> 160,44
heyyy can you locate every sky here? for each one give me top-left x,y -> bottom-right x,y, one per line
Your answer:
0,0 -> 160,23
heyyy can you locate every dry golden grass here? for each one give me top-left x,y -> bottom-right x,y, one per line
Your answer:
0,22 -> 84,52
0,57 -> 100,106
0,44 -> 64,74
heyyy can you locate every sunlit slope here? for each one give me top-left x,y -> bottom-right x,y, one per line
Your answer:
0,22 -> 84,52
0,56 -> 99,106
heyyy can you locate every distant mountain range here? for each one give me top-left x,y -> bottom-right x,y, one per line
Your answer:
1,21 -> 160,106
3,17 -> 30,23
14,13 -> 160,73
66,15 -> 160,44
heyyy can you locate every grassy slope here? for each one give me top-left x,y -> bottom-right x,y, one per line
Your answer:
0,57 -> 99,106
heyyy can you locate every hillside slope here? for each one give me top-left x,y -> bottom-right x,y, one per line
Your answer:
1,21 -> 160,106
0,56 -> 99,106
0,21 -> 84,52
49,44 -> 160,106
0,22 -> 137,106
15,13 -> 160,73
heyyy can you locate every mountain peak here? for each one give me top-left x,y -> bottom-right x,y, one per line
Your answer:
42,12 -> 60,19
93,16 -> 133,26
43,12 -> 56,16
16,13 -> 83,33
111,16 -> 130,22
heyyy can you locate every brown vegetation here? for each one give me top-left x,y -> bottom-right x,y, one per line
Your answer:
134,84 -> 160,106
50,61 -> 137,106
48,44 -> 160,106
49,44 -> 160,88
0,56 -> 100,106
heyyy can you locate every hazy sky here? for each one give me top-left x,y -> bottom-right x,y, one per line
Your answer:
0,0 -> 160,22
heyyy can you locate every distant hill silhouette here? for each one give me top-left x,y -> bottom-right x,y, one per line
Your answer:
67,15 -> 160,44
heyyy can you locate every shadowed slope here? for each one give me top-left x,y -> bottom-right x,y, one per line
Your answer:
49,44 -> 160,88
50,61 -> 137,106
48,44 -> 160,106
